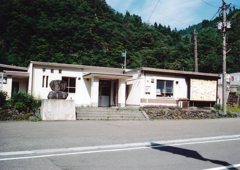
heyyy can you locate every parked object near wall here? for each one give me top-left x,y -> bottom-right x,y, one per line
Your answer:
47,80 -> 68,99
227,92 -> 240,106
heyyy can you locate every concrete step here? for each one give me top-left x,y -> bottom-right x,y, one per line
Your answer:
76,107 -> 140,111
76,107 -> 147,121
77,118 -> 147,121
77,111 -> 142,115
77,115 -> 145,118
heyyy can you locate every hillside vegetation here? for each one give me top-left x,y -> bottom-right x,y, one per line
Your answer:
0,0 -> 239,73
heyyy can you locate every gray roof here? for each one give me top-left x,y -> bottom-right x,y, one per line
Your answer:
125,67 -> 220,79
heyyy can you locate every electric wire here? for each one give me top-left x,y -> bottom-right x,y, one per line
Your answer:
147,0 -> 161,23
200,0 -> 218,8
123,0 -> 188,25
231,3 -> 240,9
210,8 -> 221,21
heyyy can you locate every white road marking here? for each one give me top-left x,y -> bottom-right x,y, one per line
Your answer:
0,134 -> 240,161
204,163 -> 240,170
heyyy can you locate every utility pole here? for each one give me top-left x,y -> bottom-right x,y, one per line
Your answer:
194,28 -> 198,72
217,0 -> 231,114
222,0 -> 227,115
125,50 -> 127,70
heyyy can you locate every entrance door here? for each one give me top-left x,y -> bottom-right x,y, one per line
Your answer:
12,82 -> 19,95
98,80 -> 111,107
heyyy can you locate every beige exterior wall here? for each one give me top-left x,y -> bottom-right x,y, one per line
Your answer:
2,76 -> 12,99
31,65 -> 125,107
126,71 -> 188,107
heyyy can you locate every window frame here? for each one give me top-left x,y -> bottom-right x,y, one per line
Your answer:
62,77 -> 76,93
156,80 -> 174,98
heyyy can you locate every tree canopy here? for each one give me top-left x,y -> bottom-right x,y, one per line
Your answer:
0,0 -> 239,73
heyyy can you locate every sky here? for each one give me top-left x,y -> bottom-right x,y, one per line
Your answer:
105,0 -> 240,30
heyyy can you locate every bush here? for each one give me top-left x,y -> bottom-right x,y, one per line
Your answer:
0,91 -> 7,107
237,91 -> 240,95
14,102 -> 27,111
10,92 -> 41,112
214,104 -> 221,111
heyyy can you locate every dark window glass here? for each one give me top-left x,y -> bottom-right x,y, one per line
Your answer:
102,86 -> 110,96
69,88 -> 76,93
156,80 -> 173,97
42,76 -> 45,88
62,77 -> 76,93
51,69 -> 54,73
46,76 -> 49,88
59,69 -> 62,74
157,80 -> 165,93
166,81 -> 173,93
70,78 -> 76,87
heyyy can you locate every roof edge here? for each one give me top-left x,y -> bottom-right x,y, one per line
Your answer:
140,67 -> 220,78
31,61 -> 124,72
0,64 -> 28,71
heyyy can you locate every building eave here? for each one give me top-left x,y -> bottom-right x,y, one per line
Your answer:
0,64 -> 28,71
139,67 -> 221,79
31,61 -> 124,72
3,70 -> 29,78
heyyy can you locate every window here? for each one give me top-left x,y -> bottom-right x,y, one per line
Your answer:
59,69 -> 62,74
156,80 -> 173,97
51,69 -> 54,73
42,68 -> 46,72
62,77 -> 76,93
42,76 -> 45,88
46,76 -> 49,88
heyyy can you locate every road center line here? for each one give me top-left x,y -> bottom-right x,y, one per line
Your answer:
1,134 -> 240,157
0,135 -> 240,161
204,163 -> 240,170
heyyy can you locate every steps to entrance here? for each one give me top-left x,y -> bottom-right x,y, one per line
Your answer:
76,107 -> 147,121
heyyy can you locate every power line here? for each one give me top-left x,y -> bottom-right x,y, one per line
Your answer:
123,0 -> 188,25
200,0 -> 218,8
147,0 -> 161,23
231,3 -> 240,9
210,8 -> 221,21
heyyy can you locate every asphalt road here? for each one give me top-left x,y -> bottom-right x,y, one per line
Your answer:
1,118 -> 240,170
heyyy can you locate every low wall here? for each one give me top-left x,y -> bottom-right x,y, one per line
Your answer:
41,99 -> 76,120
143,107 -> 236,119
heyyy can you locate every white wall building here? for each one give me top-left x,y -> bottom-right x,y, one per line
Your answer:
1,62 -> 220,108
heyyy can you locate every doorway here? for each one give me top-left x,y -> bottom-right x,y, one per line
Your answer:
12,82 -> 19,95
98,80 -> 111,107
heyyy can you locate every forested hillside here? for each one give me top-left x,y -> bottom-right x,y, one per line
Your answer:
0,0 -> 239,73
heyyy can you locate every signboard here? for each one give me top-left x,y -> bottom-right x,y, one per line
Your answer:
190,79 -> 217,101
122,53 -> 125,57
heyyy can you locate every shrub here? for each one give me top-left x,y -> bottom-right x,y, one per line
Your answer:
2,102 -> 12,109
0,91 -> 7,107
237,91 -> 240,95
10,92 -> 41,112
214,104 -> 221,111
14,102 -> 27,111
218,110 -> 224,116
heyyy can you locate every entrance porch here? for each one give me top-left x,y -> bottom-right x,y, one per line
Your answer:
2,71 -> 29,98
83,73 -> 132,107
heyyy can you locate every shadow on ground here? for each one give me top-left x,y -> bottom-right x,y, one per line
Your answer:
151,142 -> 237,170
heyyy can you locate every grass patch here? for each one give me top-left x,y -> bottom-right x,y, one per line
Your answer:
227,104 -> 240,113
